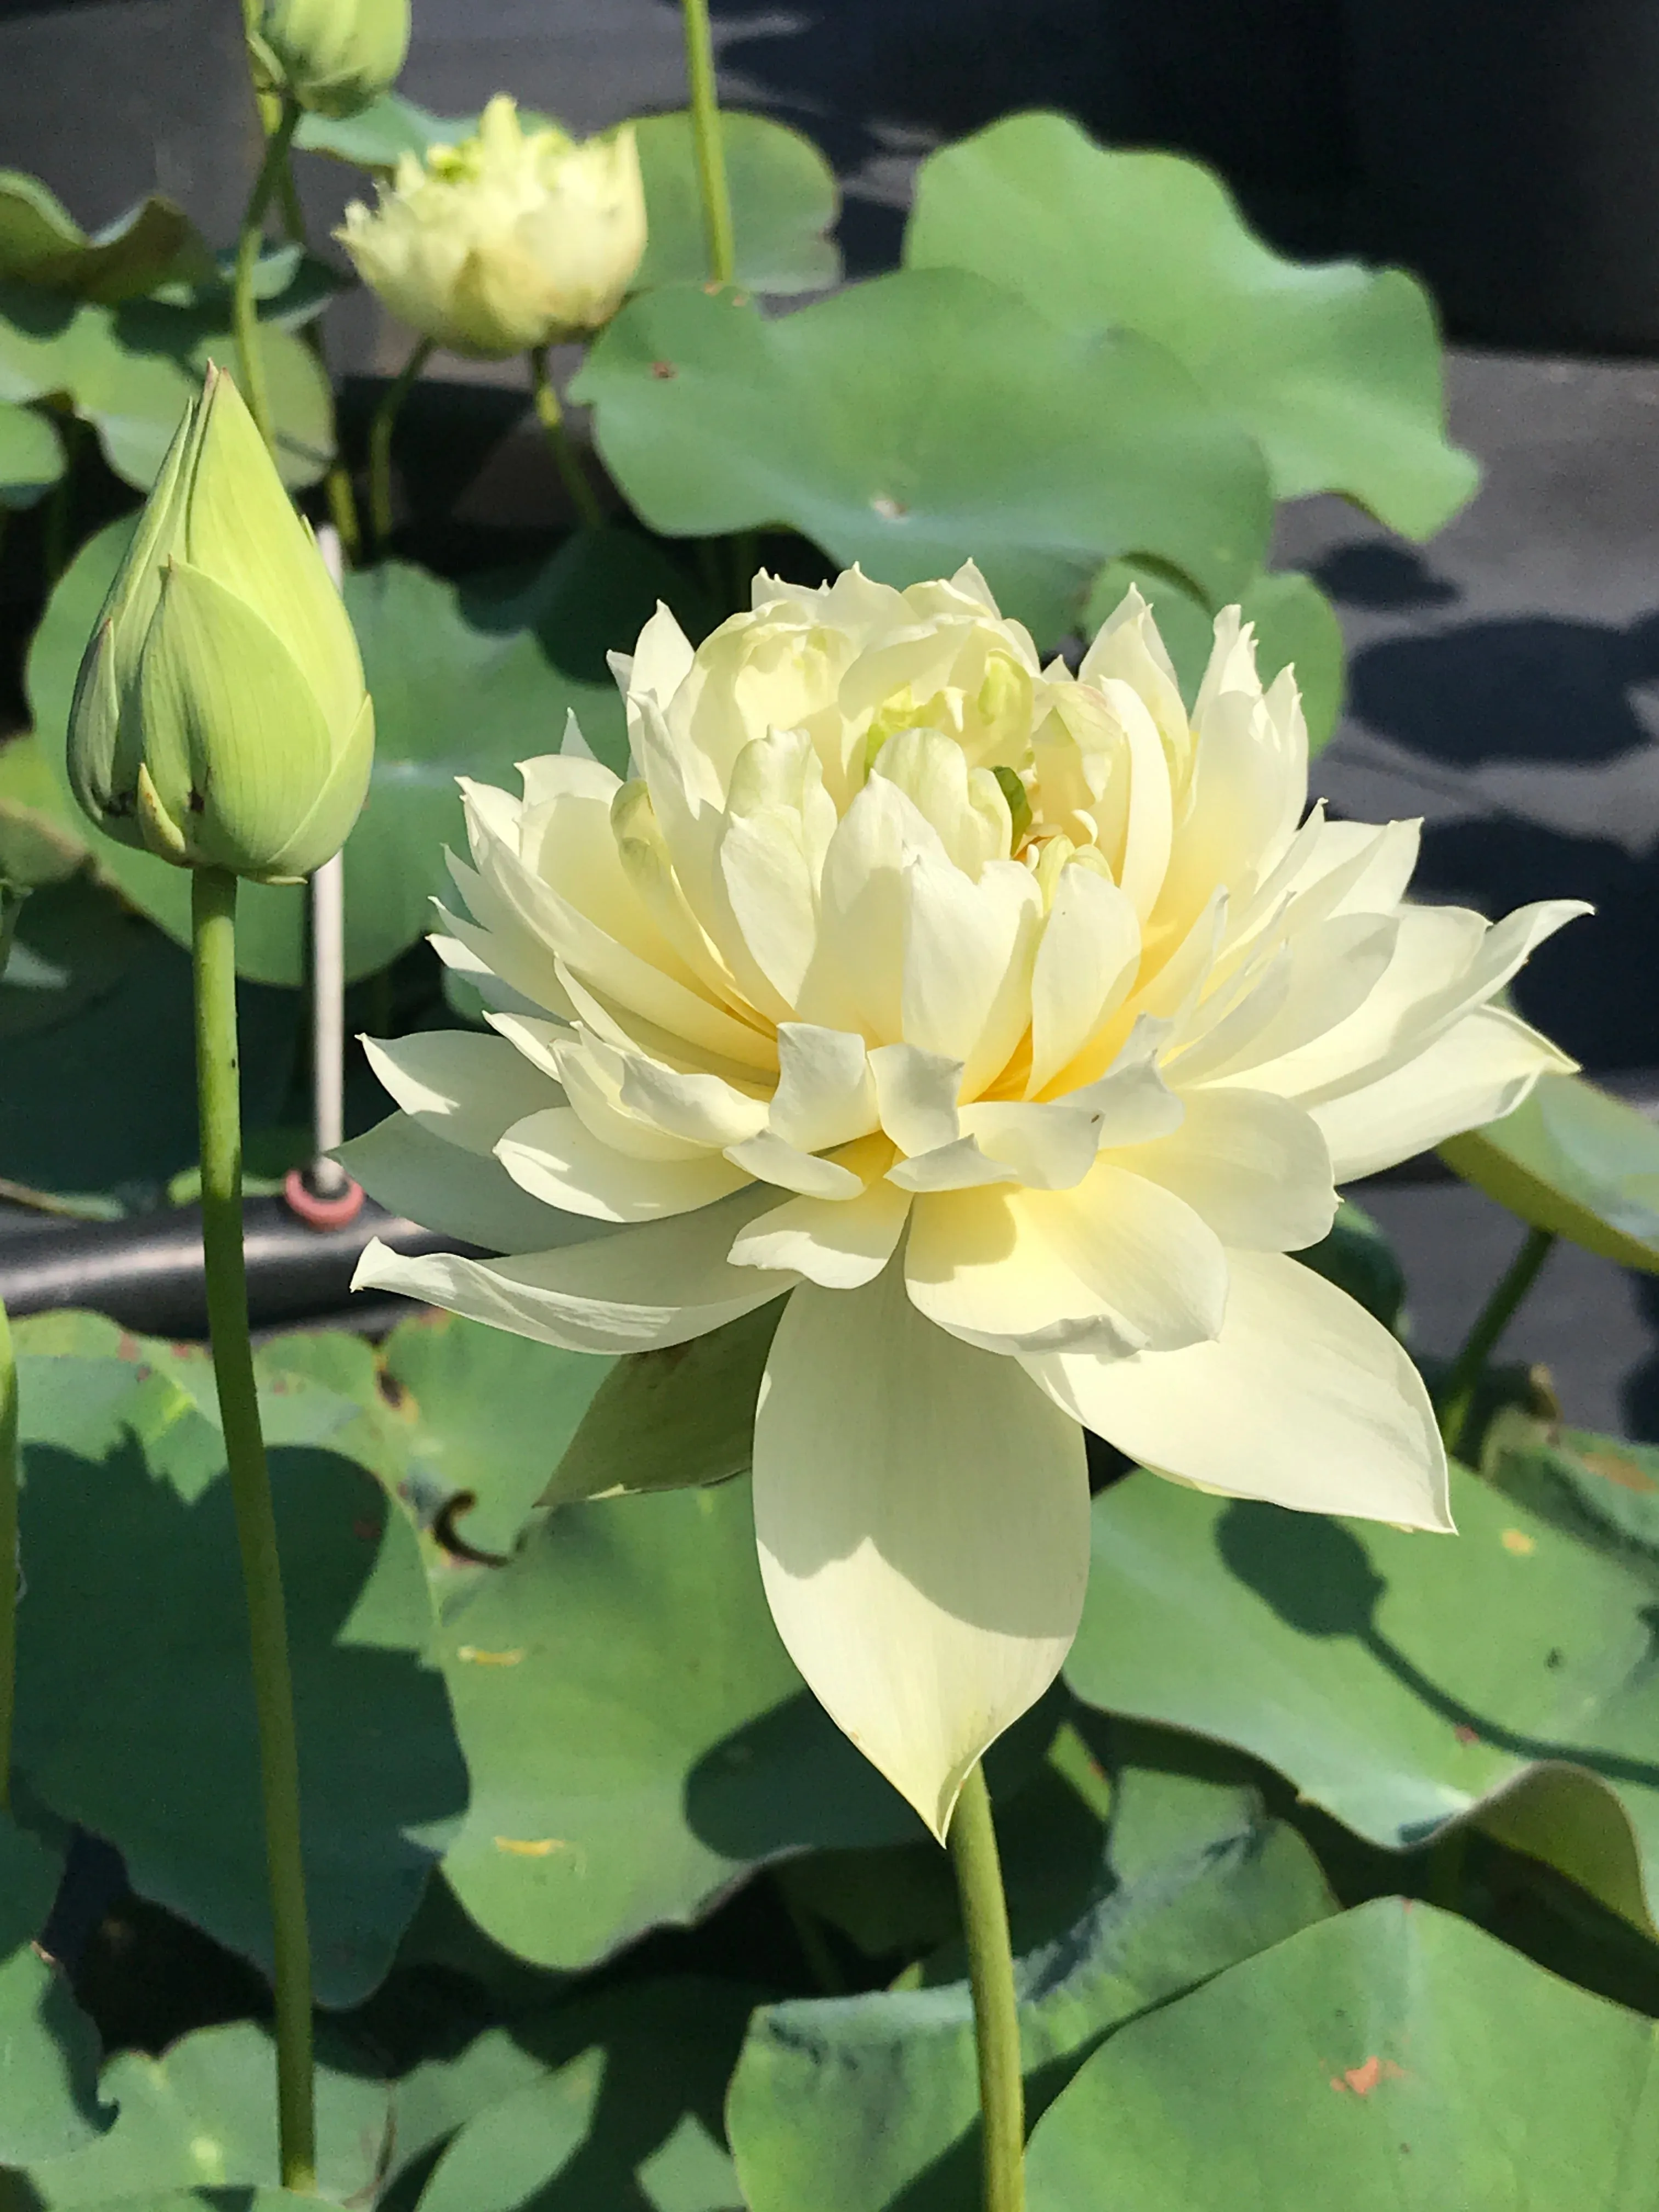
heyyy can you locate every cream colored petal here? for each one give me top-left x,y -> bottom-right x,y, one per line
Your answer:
904,1185 -> 1145,1356
428,917 -> 552,1019
617,1054 -> 770,1148
870,1041 -> 963,1156
955,1101 -> 1106,1191
886,1138 -> 1018,1194
768,1024 -> 879,1154
1023,1249 -> 1452,1530
1027,864 -> 1141,1099
753,1267 -> 1091,1838
725,1128 -> 866,1198
496,1105 -> 752,1221
353,1188 -> 794,1353
338,1112 -> 596,1255
623,600 -> 696,712
729,1176 -> 911,1287
360,1030 -> 558,1156
1110,1086 -> 1336,1252
1019,1166 -> 1228,1352
1097,675 -> 1174,922
553,1036 -> 718,1162
1311,1005 -> 1576,1183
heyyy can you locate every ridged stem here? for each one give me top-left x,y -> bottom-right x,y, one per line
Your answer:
367,336 -> 434,556
528,348 -> 605,530
192,866 -> 315,2193
231,96 -> 301,455
681,0 -> 736,284
948,1762 -> 1025,2212
1437,1224 -> 1556,1458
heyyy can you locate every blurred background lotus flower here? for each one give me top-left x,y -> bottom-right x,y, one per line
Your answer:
351,566 -> 1587,1838
337,97 -> 647,359
65,365 -> 373,884
246,0 -> 410,122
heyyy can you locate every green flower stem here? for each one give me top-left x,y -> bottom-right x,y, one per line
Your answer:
192,866 -> 316,2194
232,95 -> 302,456
948,1762 -> 1025,2212
368,336 -> 434,556
681,0 -> 736,285
1437,1223 -> 1557,1459
528,348 -> 606,531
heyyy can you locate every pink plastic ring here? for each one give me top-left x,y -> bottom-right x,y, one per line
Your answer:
283,1169 -> 366,1230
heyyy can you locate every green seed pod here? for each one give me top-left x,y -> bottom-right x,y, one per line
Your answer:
248,0 -> 410,121
66,365 -> 374,885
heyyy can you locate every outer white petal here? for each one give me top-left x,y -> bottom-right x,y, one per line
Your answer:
496,1105 -> 752,1221
753,1267 -> 1091,1838
428,918 -> 550,1019
352,1187 -> 795,1352
1310,1005 -> 1577,1182
360,1031 -> 558,1155
729,1177 -> 911,1288
1112,1086 -> 1336,1252
338,1113 -> 597,1256
724,1128 -> 866,1198
1023,1250 -> 1452,1530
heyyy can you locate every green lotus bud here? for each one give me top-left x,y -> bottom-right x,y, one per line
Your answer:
247,0 -> 409,121
66,365 -> 374,885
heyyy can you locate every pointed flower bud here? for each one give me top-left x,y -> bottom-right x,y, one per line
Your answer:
248,0 -> 410,121
337,97 -> 647,358
66,365 -> 374,884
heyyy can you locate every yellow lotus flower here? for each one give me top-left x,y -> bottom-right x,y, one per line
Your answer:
66,366 -> 373,884
352,565 -> 1586,1837
337,97 -> 647,358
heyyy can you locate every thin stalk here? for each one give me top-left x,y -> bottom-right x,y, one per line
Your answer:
232,97 -> 302,455
528,348 -> 605,531
368,336 -> 433,556
681,0 -> 736,284
323,464 -> 362,569
947,1763 -> 1025,2212
1437,1223 -> 1556,1459
191,867 -> 316,2193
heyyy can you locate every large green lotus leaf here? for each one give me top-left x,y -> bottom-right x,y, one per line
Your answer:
729,1729 -> 1333,2212
632,111 -> 839,295
412,1980 -> 755,2212
377,1308 -> 616,1556
23,2021 -> 388,2205
1026,1899 -> 1659,2210
0,1814 -> 109,2163
1067,1463 -> 1659,1936
13,1338 -> 467,2005
545,1300 -> 782,1511
0,283 -> 331,490
26,523 -> 680,983
0,394 -> 62,507
573,270 -> 1271,648
1441,1072 -> 1659,1274
0,173 -> 208,303
1085,554 -> 1346,752
906,112 -> 1476,539
436,1476 -> 926,1970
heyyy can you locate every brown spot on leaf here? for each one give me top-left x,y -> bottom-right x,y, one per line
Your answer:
1453,1724 -> 1480,1745
651,360 -> 677,379
1331,2056 -> 1406,2096
1578,1448 -> 1658,1494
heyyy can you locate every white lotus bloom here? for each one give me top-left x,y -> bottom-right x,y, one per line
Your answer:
352,565 -> 1586,1838
337,96 -> 646,358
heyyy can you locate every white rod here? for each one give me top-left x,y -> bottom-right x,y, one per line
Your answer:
310,525 -> 348,1197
